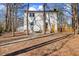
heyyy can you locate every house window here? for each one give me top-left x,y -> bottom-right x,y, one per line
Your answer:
29,13 -> 35,17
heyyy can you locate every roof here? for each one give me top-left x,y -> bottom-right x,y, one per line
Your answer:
25,9 -> 59,13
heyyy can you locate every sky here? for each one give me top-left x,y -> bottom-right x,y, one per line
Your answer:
0,3 -> 72,24
0,4 -> 6,20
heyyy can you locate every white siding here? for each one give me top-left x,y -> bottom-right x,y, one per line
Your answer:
23,12 -> 58,33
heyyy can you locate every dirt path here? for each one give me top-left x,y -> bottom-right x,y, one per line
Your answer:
0,33 -> 72,56
49,35 -> 79,56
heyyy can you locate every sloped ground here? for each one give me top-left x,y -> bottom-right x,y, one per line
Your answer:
18,34 -> 79,56
17,33 -> 74,56
0,33 -> 73,56
49,35 -> 79,56
0,32 -> 26,41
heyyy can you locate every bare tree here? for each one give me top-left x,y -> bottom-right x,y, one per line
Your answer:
71,3 -> 78,34
5,3 -> 12,32
26,3 -> 29,35
5,3 -> 19,36
43,3 -> 46,34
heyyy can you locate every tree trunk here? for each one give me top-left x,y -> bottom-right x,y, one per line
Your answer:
5,4 -> 12,32
11,4 -> 15,36
43,3 -> 46,34
26,3 -> 29,35
72,3 -> 78,34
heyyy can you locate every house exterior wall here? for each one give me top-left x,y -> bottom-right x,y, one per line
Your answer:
23,11 -> 58,33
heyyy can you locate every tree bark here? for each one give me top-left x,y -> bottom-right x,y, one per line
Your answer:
72,3 -> 78,34
43,3 -> 46,34
26,3 -> 29,35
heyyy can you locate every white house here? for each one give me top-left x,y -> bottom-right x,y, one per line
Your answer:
24,9 -> 59,34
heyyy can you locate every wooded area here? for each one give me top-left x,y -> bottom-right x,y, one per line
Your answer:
0,3 -> 79,36
0,3 -> 79,56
